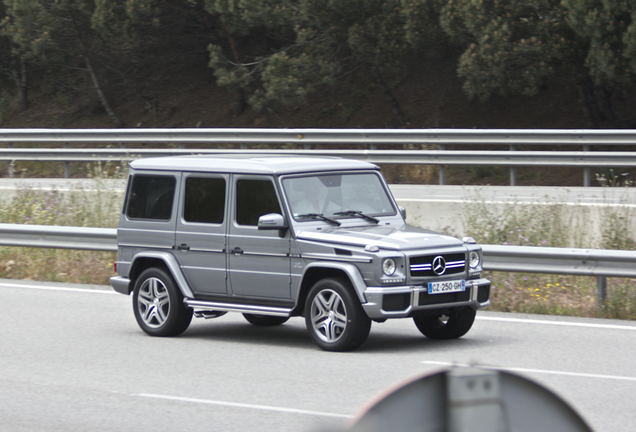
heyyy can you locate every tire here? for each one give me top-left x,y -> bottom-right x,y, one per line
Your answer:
243,313 -> 289,326
413,306 -> 476,340
132,267 -> 193,337
305,277 -> 371,352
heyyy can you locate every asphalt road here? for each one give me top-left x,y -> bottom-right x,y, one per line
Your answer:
1,279 -> 635,432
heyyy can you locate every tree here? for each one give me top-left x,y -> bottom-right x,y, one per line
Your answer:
206,0 -> 443,125
2,0 -> 125,126
564,0 -> 636,125
440,0 -> 576,99
439,0 -> 631,127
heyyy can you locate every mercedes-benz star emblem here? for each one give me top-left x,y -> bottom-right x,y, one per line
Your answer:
432,256 -> 446,275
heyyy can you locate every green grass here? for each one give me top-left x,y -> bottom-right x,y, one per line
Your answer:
461,187 -> 636,320
0,162 -> 123,285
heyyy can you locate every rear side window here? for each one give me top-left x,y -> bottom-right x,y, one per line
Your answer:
126,175 -> 176,220
184,177 -> 226,224
236,179 -> 281,226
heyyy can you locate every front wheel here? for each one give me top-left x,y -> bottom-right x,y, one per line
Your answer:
413,307 -> 476,339
243,314 -> 289,326
305,278 -> 371,352
132,267 -> 193,337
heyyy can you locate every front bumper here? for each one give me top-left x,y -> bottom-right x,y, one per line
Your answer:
362,278 -> 490,320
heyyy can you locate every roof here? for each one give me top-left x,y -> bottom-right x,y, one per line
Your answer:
129,154 -> 378,175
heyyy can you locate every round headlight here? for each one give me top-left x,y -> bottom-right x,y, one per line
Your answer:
382,258 -> 396,276
469,251 -> 480,268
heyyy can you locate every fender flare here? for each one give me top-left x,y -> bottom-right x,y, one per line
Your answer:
130,251 -> 195,299
301,261 -> 368,303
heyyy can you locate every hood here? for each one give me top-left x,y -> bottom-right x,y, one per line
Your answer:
296,224 -> 463,251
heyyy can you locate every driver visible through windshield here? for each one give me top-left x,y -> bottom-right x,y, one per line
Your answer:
283,173 -> 396,222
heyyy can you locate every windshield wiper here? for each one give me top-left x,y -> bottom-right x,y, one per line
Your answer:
297,213 -> 341,226
334,210 -> 379,224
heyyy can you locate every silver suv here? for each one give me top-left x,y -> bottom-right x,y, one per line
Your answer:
111,155 -> 490,351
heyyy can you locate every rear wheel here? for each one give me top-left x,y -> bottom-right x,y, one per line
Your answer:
132,267 -> 192,337
305,277 -> 371,352
413,307 -> 476,339
243,314 -> 289,326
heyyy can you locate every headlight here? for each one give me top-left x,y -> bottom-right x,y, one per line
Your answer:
382,258 -> 396,276
469,251 -> 480,268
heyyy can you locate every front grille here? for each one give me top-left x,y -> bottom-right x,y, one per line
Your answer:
409,253 -> 466,277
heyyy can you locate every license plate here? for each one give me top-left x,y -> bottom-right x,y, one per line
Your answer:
428,280 -> 465,294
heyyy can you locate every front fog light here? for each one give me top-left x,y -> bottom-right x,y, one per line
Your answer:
382,258 -> 396,276
469,251 -> 480,268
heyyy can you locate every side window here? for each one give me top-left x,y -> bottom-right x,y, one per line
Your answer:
183,177 -> 226,224
126,175 -> 176,220
236,179 -> 282,226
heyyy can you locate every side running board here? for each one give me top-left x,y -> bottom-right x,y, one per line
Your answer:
184,299 -> 293,317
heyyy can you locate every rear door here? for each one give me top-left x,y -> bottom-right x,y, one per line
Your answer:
175,173 -> 229,295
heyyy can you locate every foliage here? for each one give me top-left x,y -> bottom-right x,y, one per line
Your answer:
463,194 -> 572,247
464,190 -> 636,319
564,0 -> 636,87
0,166 -> 122,228
1,0 -> 636,126
440,0 -> 581,100
0,163 -> 123,285
206,0 -> 443,114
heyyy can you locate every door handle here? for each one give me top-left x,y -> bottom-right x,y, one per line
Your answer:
231,247 -> 243,255
176,243 -> 190,251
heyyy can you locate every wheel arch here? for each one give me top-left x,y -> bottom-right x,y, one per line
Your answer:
294,262 -> 367,315
129,251 -> 194,298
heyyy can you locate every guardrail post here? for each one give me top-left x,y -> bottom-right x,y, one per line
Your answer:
509,144 -> 517,186
583,145 -> 590,187
439,144 -> 446,185
63,143 -> 70,178
597,276 -> 607,307
7,142 -> 14,178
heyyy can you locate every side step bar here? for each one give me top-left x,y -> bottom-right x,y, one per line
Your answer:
184,299 -> 293,317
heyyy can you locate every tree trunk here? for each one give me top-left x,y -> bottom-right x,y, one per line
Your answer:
599,86 -> 618,127
10,53 -> 28,112
69,13 -> 125,128
223,23 -> 247,116
576,72 -> 603,129
371,66 -> 407,127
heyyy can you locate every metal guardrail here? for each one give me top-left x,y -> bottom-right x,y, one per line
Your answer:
1,127 -> 636,145
481,245 -> 633,303
0,223 -> 629,304
0,223 -> 117,252
1,128 -> 636,186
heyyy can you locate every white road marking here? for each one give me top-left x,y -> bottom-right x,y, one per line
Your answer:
476,315 -> 636,331
422,361 -> 636,383
0,281 -> 117,294
137,393 -> 352,419
3,281 -> 635,330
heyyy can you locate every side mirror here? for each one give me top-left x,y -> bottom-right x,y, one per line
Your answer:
398,206 -> 407,220
258,213 -> 288,230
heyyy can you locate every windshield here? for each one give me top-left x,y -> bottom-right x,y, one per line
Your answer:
282,173 -> 396,221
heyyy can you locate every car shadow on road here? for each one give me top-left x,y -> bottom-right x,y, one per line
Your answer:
359,332 -> 492,354
180,319 -> 317,349
177,317 -> 495,353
